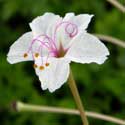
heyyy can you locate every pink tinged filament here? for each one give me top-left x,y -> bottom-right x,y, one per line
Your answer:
53,21 -> 78,43
24,20 -> 79,69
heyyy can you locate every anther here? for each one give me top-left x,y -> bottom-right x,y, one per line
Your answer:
35,53 -> 39,58
45,63 -> 50,67
23,53 -> 28,58
33,64 -> 38,68
39,65 -> 44,70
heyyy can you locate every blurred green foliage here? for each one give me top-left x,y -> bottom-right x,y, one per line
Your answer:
0,0 -> 125,125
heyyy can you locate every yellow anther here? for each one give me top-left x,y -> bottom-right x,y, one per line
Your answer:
45,63 -> 50,67
23,53 -> 28,58
39,65 -> 44,70
33,64 -> 38,68
35,53 -> 39,58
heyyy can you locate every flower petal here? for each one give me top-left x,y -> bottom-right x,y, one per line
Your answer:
34,57 -> 70,92
65,33 -> 109,64
55,13 -> 93,49
63,13 -> 93,30
29,12 -> 62,37
7,32 -> 37,64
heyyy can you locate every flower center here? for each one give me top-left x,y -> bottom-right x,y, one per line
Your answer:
23,20 -> 78,70
56,43 -> 66,58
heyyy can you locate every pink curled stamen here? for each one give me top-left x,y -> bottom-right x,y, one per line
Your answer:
27,34 -> 58,58
27,21 -> 78,57
24,20 -> 78,69
39,34 -> 57,50
28,35 -> 53,52
53,21 -> 78,42
65,23 -> 78,38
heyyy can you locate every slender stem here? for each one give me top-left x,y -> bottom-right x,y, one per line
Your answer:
68,68 -> 89,125
95,34 -> 125,48
106,0 -> 125,13
15,101 -> 125,125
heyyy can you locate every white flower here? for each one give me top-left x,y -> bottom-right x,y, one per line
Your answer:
7,12 -> 109,92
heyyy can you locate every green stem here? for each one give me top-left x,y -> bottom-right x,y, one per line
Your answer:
14,101 -> 125,125
68,68 -> 89,125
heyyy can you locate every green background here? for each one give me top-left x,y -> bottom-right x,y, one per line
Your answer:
0,0 -> 125,125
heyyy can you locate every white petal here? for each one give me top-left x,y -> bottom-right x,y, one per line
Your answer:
63,13 -> 93,30
65,33 -> 109,64
55,13 -> 93,49
29,12 -> 62,37
7,32 -> 40,64
34,57 -> 70,92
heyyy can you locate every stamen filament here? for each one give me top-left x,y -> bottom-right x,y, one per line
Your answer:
24,21 -> 78,68
53,21 -> 78,42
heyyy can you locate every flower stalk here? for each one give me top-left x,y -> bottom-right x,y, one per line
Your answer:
68,68 -> 89,125
107,0 -> 125,13
95,34 -> 125,48
13,101 -> 125,125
